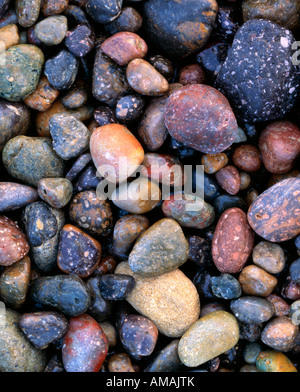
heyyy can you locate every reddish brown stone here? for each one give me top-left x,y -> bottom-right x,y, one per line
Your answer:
215,165 -> 241,195
232,145 -> 262,172
24,76 -> 59,112
247,178 -> 300,242
261,316 -> 299,352
212,208 -> 254,274
266,294 -> 290,317
62,314 -> 108,372
178,64 -> 206,85
93,255 -> 117,276
108,353 -> 135,372
259,121 -> 300,174
238,265 -> 278,297
201,153 -> 228,174
41,0 -> 69,16
281,276 -> 300,300
101,32 -> 148,66
164,84 -> 238,153
0,216 -> 29,266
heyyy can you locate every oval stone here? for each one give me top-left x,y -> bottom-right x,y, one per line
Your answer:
261,316 -> 299,352
256,351 -> 298,372
238,265 -> 278,297
230,296 -> 275,324
0,182 -> 38,212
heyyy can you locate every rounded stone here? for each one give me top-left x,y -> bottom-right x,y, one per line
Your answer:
230,296 -> 275,324
252,241 -> 286,274
0,24 -> 19,52
108,353 -> 135,372
144,340 -> 182,372
34,15 -> 67,46
115,94 -> 145,123
149,55 -> 175,82
290,259 -> 300,284
0,44 -> 44,101
41,0 -> 68,16
201,153 -> 228,174
178,311 -> 239,367
24,75 -> 59,112
86,276 -> 112,322
178,64 -> 206,85
210,274 -> 242,300
128,218 -> 189,277
164,85 -> 238,154
232,145 -> 262,172
85,0 -> 122,24
215,165 -> 241,195
266,294 -> 290,317
238,265 -> 278,297
65,24 -> 95,58
256,351 -> 298,372
99,321 -> 117,348
0,310 -> 46,372
0,182 -> 38,212
261,316 -> 299,352
15,0 -> 41,28
104,6 -> 142,35
62,85 -> 88,109
38,177 -> 73,209
115,261 -> 200,338
243,342 -> 261,364
2,136 -> 64,186
62,314 -> 108,372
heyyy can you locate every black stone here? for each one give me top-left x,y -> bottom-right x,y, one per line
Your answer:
144,340 -> 182,372
213,4 -> 240,43
214,194 -> 248,216
99,274 -> 135,300
86,276 -> 112,322
115,95 -> 145,123
86,0 -> 122,24
94,106 -> 117,126
193,271 -> 215,300
204,173 -> 221,202
63,5 -> 90,27
0,0 -> 9,18
290,258 -> 300,285
230,296 -> 275,324
65,153 -> 92,182
197,43 -> 231,82
74,166 -> 101,193
187,236 -> 212,270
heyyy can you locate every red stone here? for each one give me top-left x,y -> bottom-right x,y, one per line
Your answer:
215,165 -> 241,195
232,144 -> 262,172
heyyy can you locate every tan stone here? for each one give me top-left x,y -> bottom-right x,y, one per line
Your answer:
0,24 -> 19,53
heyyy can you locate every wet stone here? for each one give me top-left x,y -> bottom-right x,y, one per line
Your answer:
0,182 -> 38,212
50,113 -> 90,160
69,190 -> 113,237
187,236 -> 212,269
230,296 -> 275,324
93,105 -> 117,126
41,0 -> 69,16
0,44 -> 44,101
239,322 -> 263,342
210,274 -> 242,300
103,6 -> 142,35
38,177 -> 73,209
16,0 -> 41,28
65,24 -> 95,57
30,274 -> 91,317
0,24 -> 19,52
108,353 -> 135,372
213,195 -> 248,216
193,271 -> 215,300
0,9 -> 18,29
0,0 -> 9,18
24,76 -> 59,112
0,216 -> 29,266
63,4 -> 89,26
34,15 -> 67,46
93,255 -> 116,277
99,321 -> 117,348
215,19 -> 300,122
204,173 -> 221,203
119,314 -> 158,358
86,276 -> 112,322
261,316 -> 299,352
256,351 -> 297,372
86,0 -> 122,24
0,255 -> 31,308
290,259 -> 300,284
252,241 -> 286,275
74,165 -> 100,193
240,172 -> 251,191
61,85 -> 88,109
44,49 -> 78,91
62,314 -> 108,372
215,165 -> 241,195
115,94 -> 145,123
201,153 -> 228,174
214,4 -> 239,42
99,274 -> 135,300
144,340 -> 182,372
149,55 -> 175,82
19,311 -> 68,349
238,265 -> 278,297
65,152 -> 91,181
232,145 -> 261,172
57,224 -> 102,278
178,64 -> 206,86
128,218 -> 189,277
197,43 -> 230,82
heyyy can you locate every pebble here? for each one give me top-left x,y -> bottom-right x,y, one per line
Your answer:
164,84 -> 238,153
108,353 -> 135,372
243,342 -> 261,364
2,136 -> 64,186
0,44 -> 44,101
62,314 -> 108,372
212,208 -> 254,274
93,105 -> 117,126
0,216 -> 29,266
178,64 -> 206,85
239,322 -> 263,342
112,177 -> 161,214
86,276 -> 112,322
282,276 -> 300,300
149,55 -> 175,82
215,165 -> 241,195
30,274 -> 91,317
162,194 -> 215,230
256,351 -> 298,372
23,201 -> 64,271
238,265 -> 278,297
0,310 -> 46,372
204,175 -> 222,203
128,218 -> 189,277
113,214 -> 149,257
266,294 -> 290,317
188,236 -> 211,269
65,24 -> 95,57
24,75 -> 59,112
86,0 -> 122,24
239,172 -> 251,191
65,152 -> 91,181
101,32 -> 147,66
0,182 -> 38,212
99,321 -> 117,348
90,123 -> 144,183
61,85 -> 88,109
93,255 -> 116,276
201,153 -> 228,174
115,94 -> 145,123
230,296 -> 275,324
116,261 -> 200,338
44,49 -> 78,91
247,178 -> 300,242
144,339 -> 182,372
104,6 -> 142,35
57,224 -> 102,278
38,177 -> 73,209
119,314 -> 158,358
74,165 -> 100,193
19,311 -> 68,349
0,255 -> 31,308
69,190 -> 113,237
0,0 -> 9,18
0,9 -> 18,28
232,145 -> 262,172
126,58 -> 169,96
258,121 -> 300,174
214,194 -> 248,216
216,19 -> 300,122
178,311 -> 239,367
35,15 -> 67,46
210,274 -> 242,300
197,42 -> 230,82
99,274 -> 135,300
15,0 -> 41,28
290,258 -> 300,284
41,0 -> 68,16
252,241 -> 286,274
261,316 -> 299,352
0,23 -> 19,52
144,0 -> 218,58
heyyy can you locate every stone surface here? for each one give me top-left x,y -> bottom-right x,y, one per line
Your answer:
0,182 -> 38,212
252,241 -> 286,274
201,153 -> 228,174
266,294 -> 290,317
104,6 -> 142,35
230,296 -> 275,324
210,274 -> 242,299
86,276 -> 112,322
24,76 -> 59,112
215,165 -> 241,195
99,321 -> 117,348
38,177 -> 73,209
144,339 -> 182,372
86,0 -> 122,24
178,311 -> 239,367
232,145 -> 262,172
238,265 -> 278,297
256,351 -> 297,372
65,24 -> 95,57
62,85 -> 88,109
116,261 -> 200,338
128,218 -> 189,277
115,94 -> 145,123
108,353 -> 135,372
99,274 -> 135,300
178,64 -> 206,85
41,0 -> 68,16
35,15 -> 67,46
16,0 -> 41,27
261,316 -> 299,352
0,24 -> 19,52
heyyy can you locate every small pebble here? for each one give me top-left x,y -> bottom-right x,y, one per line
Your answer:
261,316 -> 299,352
65,24 -> 95,58
256,351 -> 297,372
34,15 -> 67,46
38,177 -> 73,209
61,85 -> 88,109
210,274 -> 242,300
0,182 -> 38,212
24,75 -> 59,112
230,296 -> 275,324
115,94 -> 145,123
243,342 -> 261,364
99,274 -> 135,300
238,265 -> 278,297
266,294 -> 290,317
108,353 -> 135,372
0,23 -> 19,52
215,165 -> 241,195
201,153 -> 228,174
86,0 -> 122,24
252,241 -> 286,274
232,145 -> 262,172
42,0 -> 68,16
86,276 -> 112,322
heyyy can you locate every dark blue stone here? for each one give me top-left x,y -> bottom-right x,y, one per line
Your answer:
99,274 -> 135,300
210,273 -> 242,299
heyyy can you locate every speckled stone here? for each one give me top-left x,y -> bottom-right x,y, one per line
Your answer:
108,353 -> 135,372
116,261 -> 200,338
179,64 -> 206,85
15,0 -> 41,27
115,94 -> 145,123
61,85 -> 88,109
24,76 -> 59,112
62,314 -> 108,372
230,296 -> 275,324
144,0 -> 218,58
35,15 -> 67,46
164,85 -> 238,153
93,105 -> 117,126
256,351 -> 298,372
86,276 -> 112,322
144,339 -> 182,372
178,311 -> 239,367
86,0 -> 122,24
149,55 -> 175,82
215,165 -> 241,195
252,241 -> 286,274
0,44 -> 44,101
0,24 -> 19,52
65,24 -> 95,58
19,311 -> 68,349
2,136 -> 64,186
261,316 -> 299,352
30,274 -> 91,317
128,218 -> 189,277
104,6 -> 142,35
266,294 -> 290,317
216,19 -> 300,122
0,182 -> 38,212
239,321 -> 263,342
99,274 -> 135,300
210,274 -> 242,300
41,0 -> 68,16
232,145 -> 262,172
0,216 -> 29,266
65,152 -> 91,181
201,153 -> 228,174
38,177 -> 73,209
57,224 -> 102,278
69,190 -> 113,237
74,166 -> 100,193
0,255 -> 31,308
0,310 -> 46,372
238,265 -> 278,297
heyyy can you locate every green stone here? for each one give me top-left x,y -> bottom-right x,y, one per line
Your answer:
0,44 -> 44,101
